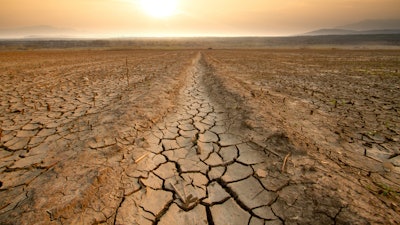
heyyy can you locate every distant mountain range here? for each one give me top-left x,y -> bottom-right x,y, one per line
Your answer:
1,19 -> 400,39
0,25 -> 77,38
303,19 -> 400,36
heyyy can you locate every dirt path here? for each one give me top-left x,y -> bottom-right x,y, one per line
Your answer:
115,53 -> 277,224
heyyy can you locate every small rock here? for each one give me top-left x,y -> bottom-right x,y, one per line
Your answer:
256,168 -> 268,178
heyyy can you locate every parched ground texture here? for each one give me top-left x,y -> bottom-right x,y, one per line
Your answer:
0,49 -> 399,225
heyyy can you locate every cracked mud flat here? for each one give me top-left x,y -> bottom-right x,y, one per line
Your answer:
1,49 -> 400,224
115,54 -> 281,225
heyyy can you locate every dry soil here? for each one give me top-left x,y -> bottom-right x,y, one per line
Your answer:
0,49 -> 399,225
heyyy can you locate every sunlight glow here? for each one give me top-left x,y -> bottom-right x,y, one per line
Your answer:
140,0 -> 178,18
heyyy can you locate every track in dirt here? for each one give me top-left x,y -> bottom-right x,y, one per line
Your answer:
115,53 -> 277,225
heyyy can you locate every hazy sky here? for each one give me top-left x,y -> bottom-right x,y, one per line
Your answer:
1,0 -> 400,36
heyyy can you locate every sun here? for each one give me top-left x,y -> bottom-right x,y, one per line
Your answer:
140,0 -> 178,18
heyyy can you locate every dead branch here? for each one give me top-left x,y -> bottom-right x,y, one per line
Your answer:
134,153 -> 149,163
281,152 -> 292,173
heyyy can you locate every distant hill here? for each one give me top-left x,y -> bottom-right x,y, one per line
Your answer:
337,19 -> 400,31
304,29 -> 357,36
304,29 -> 400,36
0,25 -> 76,38
304,19 -> 400,36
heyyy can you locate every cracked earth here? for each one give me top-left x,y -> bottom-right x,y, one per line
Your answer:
1,49 -> 399,224
114,54 -> 282,225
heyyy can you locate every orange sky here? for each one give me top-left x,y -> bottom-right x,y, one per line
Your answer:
1,0 -> 400,36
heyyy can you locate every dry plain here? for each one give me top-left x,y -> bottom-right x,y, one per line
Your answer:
0,48 -> 399,224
